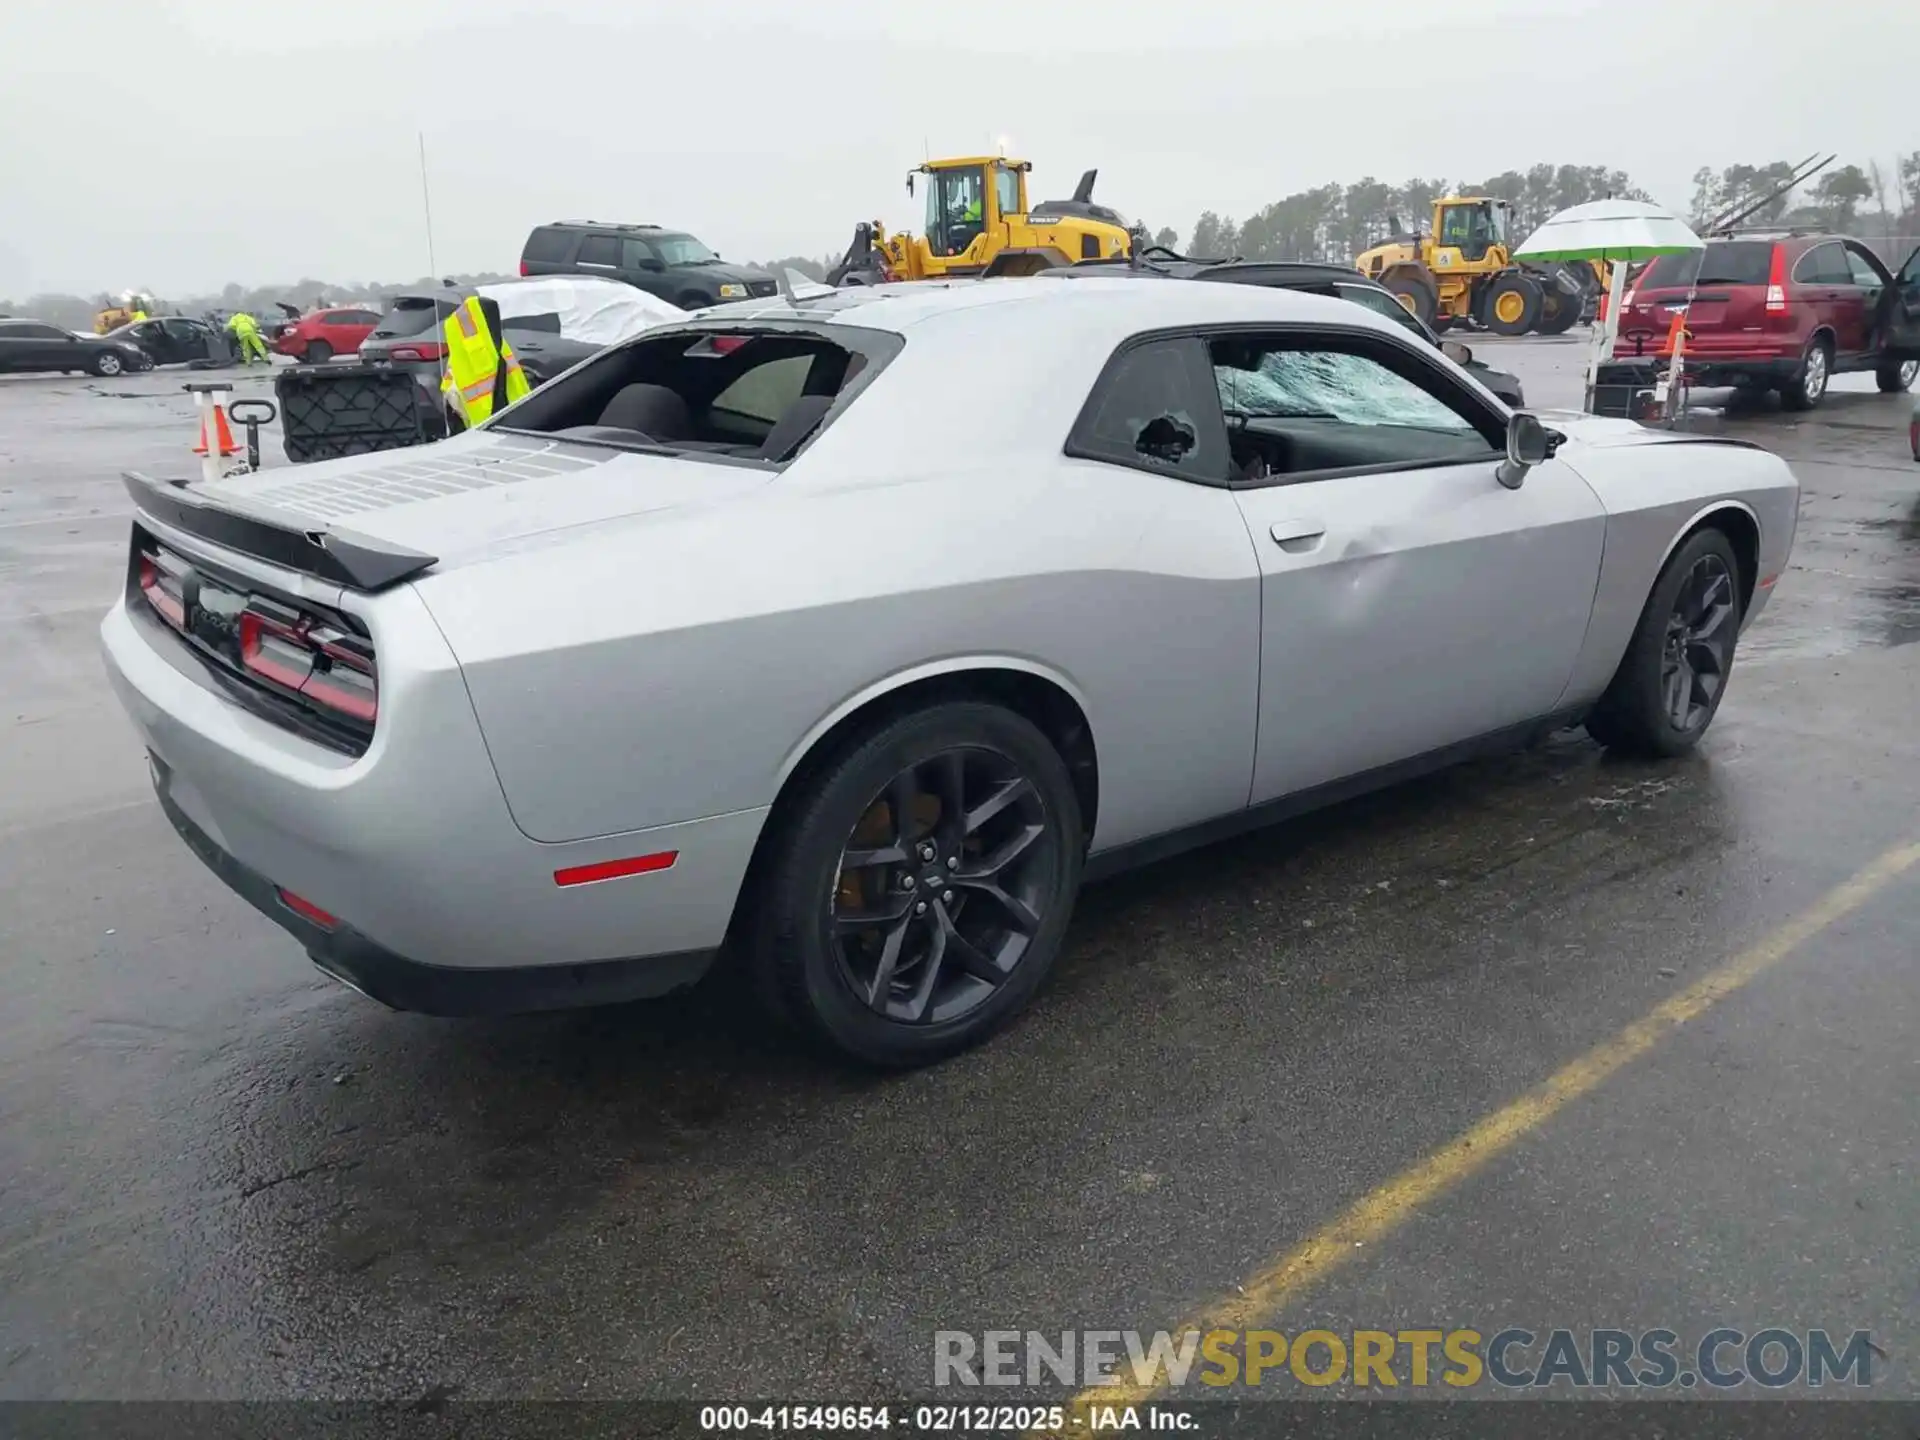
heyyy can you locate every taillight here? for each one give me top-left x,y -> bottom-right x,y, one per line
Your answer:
239,603 -> 378,726
389,340 -> 446,362
519,259 -> 530,276
1766,245 -> 1788,313
238,606 -> 313,690
304,627 -> 378,723
708,335 -> 749,354
138,555 -> 186,629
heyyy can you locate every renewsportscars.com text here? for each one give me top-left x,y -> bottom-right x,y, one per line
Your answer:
933,1327 -> 1877,1391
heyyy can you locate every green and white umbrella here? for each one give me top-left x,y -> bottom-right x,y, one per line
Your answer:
1516,200 -> 1705,412
1512,198 -> 1703,264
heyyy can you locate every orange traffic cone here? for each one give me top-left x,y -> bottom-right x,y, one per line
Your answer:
192,403 -> 241,458
1653,310 -> 1689,357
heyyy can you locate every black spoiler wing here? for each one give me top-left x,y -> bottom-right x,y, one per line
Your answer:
122,471 -> 438,591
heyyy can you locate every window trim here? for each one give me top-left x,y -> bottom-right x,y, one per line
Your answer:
1065,321 -> 1509,491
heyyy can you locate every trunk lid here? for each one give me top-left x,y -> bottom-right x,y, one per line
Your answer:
129,431 -> 772,589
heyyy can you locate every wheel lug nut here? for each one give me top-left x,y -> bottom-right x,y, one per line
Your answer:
915,901 -> 927,915
942,891 -> 953,904
901,875 -> 915,890
919,843 -> 936,861
946,856 -> 959,870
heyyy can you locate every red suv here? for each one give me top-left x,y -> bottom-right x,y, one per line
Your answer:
272,306 -> 381,364
1618,234 -> 1920,409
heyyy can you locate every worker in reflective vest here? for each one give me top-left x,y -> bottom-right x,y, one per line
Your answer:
442,294 -> 529,426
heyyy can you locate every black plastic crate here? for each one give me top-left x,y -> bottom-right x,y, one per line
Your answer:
274,365 -> 431,464
1590,359 -> 1662,420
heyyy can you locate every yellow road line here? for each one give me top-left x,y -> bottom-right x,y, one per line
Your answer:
1061,838 -> 1920,1417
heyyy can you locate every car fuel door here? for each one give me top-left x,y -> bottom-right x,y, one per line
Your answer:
1218,332 -> 1606,807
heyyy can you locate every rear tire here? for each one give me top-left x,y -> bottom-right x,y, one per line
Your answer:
1875,357 -> 1918,393
746,702 -> 1083,1068
1533,271 -> 1582,335
1585,528 -> 1743,758
304,339 -> 332,365
1379,265 -> 1438,329
1483,272 -> 1543,337
1779,335 -> 1831,411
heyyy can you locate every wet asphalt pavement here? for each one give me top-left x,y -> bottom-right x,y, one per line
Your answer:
1,341 -> 1917,1406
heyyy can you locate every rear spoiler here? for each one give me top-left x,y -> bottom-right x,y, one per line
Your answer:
122,471 -> 438,591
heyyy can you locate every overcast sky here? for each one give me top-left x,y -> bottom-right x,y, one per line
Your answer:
2,0 -> 1914,297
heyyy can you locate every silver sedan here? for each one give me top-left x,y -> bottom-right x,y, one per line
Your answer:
100,277 -> 1798,1066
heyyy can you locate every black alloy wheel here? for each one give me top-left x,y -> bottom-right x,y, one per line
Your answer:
750,702 -> 1082,1067
1659,552 -> 1737,732
831,746 -> 1056,1026
1585,527 -> 1744,757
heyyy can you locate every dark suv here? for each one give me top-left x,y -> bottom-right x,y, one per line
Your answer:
1618,234 -> 1920,409
519,222 -> 778,309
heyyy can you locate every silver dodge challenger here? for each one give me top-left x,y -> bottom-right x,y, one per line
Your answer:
101,277 -> 1799,1066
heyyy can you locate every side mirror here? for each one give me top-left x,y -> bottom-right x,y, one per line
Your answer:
1497,412 -> 1552,490
1136,415 -> 1196,464
1441,339 -> 1474,366
906,174 -> 916,197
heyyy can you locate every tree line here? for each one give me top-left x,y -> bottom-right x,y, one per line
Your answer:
9,154 -> 1918,330
1157,154 -> 1920,265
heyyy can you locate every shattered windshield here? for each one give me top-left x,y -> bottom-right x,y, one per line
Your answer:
1215,349 -> 1477,431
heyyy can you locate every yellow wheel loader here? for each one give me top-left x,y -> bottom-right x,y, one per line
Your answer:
1355,198 -> 1585,337
827,156 -> 1133,287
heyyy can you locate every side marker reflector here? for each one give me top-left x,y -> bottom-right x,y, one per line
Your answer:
553,851 -> 679,887
277,887 -> 339,930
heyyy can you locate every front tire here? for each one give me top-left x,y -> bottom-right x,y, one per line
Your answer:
748,702 -> 1084,1068
1875,357 -> 1918,393
1483,272 -> 1543,336
91,350 -> 124,377
1585,528 -> 1743,758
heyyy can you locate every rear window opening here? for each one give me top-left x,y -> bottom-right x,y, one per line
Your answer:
1637,241 -> 1776,290
368,297 -> 456,339
494,323 -> 900,465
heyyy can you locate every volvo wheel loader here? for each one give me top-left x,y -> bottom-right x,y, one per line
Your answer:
1355,197 -> 1586,337
827,156 -> 1134,287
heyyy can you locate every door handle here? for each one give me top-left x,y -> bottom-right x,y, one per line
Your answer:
1269,518 -> 1327,548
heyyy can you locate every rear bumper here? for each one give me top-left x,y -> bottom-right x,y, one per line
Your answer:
100,580 -> 765,992
153,765 -> 713,1014
1609,351 -> 1802,389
